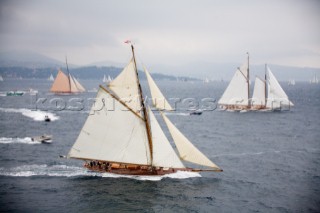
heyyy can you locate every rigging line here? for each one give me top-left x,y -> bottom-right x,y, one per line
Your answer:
99,85 -> 144,121
65,56 -> 72,92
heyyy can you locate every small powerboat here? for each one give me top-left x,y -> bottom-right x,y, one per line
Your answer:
44,115 -> 51,122
32,135 -> 52,144
189,110 -> 203,115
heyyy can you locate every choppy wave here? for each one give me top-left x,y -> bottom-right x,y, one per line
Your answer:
0,107 -> 59,121
0,164 -> 201,180
0,137 -> 40,144
163,112 -> 190,116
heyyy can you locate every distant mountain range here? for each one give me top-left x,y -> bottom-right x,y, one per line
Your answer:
0,51 -> 319,81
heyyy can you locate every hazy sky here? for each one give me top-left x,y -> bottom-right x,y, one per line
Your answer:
0,0 -> 319,69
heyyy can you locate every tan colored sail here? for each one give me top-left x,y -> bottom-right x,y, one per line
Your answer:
148,108 -> 185,168
108,58 -> 142,115
161,113 -> 221,170
144,66 -> 173,111
50,70 -> 71,93
68,87 -> 151,165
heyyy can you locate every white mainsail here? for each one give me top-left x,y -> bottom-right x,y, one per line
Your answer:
68,87 -> 151,165
148,108 -> 185,168
0,75 -> 3,81
218,62 -> 249,107
251,77 -> 266,107
108,58 -> 142,115
266,67 -> 293,109
161,113 -> 221,170
144,66 -> 173,111
310,74 -> 319,84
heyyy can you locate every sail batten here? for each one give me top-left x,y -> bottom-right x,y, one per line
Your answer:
144,66 -> 173,111
161,113 -> 221,170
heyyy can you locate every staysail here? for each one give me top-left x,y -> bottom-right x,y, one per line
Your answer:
266,67 -> 293,109
161,113 -> 221,170
68,86 -> 151,165
218,62 -> 249,107
251,77 -> 266,108
148,108 -> 185,168
144,66 -> 173,111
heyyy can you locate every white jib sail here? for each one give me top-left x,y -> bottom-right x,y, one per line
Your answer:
72,76 -> 86,92
218,65 -> 249,106
144,66 -> 173,111
68,87 -> 151,165
266,67 -> 293,109
251,77 -> 265,107
108,58 -> 142,115
148,108 -> 185,168
161,113 -> 221,170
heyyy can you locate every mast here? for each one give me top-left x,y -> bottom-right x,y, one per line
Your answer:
131,44 -> 153,164
66,56 -> 71,92
247,52 -> 250,107
264,64 -> 267,107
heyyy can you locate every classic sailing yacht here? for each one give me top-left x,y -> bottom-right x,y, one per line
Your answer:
50,59 -> 85,94
310,73 -> 319,84
218,54 -> 293,111
67,44 -> 222,175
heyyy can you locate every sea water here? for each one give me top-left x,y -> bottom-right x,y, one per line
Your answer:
0,79 -> 319,212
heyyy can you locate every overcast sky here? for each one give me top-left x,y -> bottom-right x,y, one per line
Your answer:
0,0 -> 319,69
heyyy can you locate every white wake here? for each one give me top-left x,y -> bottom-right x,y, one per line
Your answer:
0,107 -> 59,121
0,137 -> 40,145
0,164 -> 201,180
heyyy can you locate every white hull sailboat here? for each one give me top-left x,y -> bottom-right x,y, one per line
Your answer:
218,54 -> 293,111
67,44 -> 222,176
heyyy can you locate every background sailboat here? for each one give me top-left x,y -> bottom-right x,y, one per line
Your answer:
67,44 -> 222,175
310,73 -> 319,84
50,69 -> 86,93
219,55 -> 293,111
48,74 -> 54,81
0,75 -> 3,81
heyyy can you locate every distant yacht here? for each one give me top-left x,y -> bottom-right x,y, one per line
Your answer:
103,75 -> 113,83
218,53 -> 293,111
310,73 -> 319,84
0,75 -> 3,81
48,74 -> 54,81
288,79 -> 295,86
50,69 -> 85,94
